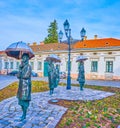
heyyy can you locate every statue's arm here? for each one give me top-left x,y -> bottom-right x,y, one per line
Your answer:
17,65 -> 22,79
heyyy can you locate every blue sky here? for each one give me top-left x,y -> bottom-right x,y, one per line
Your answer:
0,0 -> 120,50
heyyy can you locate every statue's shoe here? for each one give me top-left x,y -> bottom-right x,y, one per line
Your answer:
20,115 -> 26,121
80,88 -> 83,91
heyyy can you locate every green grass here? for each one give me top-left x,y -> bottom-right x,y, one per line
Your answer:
0,81 -> 49,101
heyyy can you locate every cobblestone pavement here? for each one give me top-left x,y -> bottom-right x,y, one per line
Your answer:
0,86 -> 115,128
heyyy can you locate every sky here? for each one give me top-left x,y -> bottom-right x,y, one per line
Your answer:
0,0 -> 120,50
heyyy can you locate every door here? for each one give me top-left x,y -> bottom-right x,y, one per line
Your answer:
44,61 -> 48,77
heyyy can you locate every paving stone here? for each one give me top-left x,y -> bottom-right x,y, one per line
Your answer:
117,125 -> 120,128
39,123 -> 47,128
4,126 -> 13,128
0,124 -> 4,128
22,122 -> 32,128
14,122 -> 25,128
32,125 -> 40,128
31,119 -> 40,125
0,119 -> 10,126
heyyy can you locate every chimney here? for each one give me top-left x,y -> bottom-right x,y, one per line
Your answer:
33,42 -> 37,45
27,43 -> 30,46
94,35 -> 98,39
84,36 -> 87,40
40,42 -> 44,45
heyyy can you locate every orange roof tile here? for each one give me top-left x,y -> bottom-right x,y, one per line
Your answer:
73,38 -> 120,49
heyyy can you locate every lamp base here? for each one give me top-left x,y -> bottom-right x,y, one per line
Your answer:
50,99 -> 58,103
67,76 -> 71,90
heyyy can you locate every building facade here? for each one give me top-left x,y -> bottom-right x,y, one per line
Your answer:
0,37 -> 120,80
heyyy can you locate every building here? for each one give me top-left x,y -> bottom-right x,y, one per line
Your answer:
0,37 -> 120,80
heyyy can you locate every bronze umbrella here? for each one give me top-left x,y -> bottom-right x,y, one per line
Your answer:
45,54 -> 61,63
76,55 -> 88,62
5,41 -> 34,59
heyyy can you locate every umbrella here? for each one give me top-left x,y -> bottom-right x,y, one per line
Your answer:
5,41 -> 34,59
45,54 -> 61,63
76,55 -> 88,62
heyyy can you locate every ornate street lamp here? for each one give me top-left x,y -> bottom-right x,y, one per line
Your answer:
58,20 -> 71,89
58,30 -> 63,43
63,19 -> 71,90
58,20 -> 86,90
80,28 -> 86,41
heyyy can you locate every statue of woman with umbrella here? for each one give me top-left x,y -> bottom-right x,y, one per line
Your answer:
5,41 -> 34,121
76,55 -> 88,91
45,54 -> 61,95
55,63 -> 60,88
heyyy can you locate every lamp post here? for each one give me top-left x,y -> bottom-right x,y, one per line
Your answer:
58,20 -> 86,90
63,19 -> 71,89
59,20 -> 72,89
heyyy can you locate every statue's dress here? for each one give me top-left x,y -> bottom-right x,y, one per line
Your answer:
17,63 -> 31,108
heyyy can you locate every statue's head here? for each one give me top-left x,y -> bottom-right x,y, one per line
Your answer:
79,61 -> 84,67
48,60 -> 52,64
80,61 -> 84,64
22,53 -> 29,64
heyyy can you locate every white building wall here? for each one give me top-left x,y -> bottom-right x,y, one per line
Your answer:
114,53 -> 120,76
0,58 -> 2,71
83,53 -> 90,75
41,57 -> 45,74
0,57 -> 4,70
84,58 -> 90,74
13,59 -> 16,70
98,54 -> 105,78
33,57 -> 37,72
60,54 -> 66,72
71,54 -> 78,73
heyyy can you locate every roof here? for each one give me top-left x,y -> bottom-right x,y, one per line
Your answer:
30,43 -> 68,52
61,39 -> 79,44
0,51 -> 5,55
73,38 -> 120,49
1,38 -> 120,55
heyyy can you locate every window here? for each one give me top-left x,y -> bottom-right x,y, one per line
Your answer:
37,61 -> 42,70
91,61 -> 98,72
30,62 -> 34,70
16,62 -> 19,69
4,62 -> 8,69
106,61 -> 113,72
10,62 -> 13,69
66,61 -> 71,71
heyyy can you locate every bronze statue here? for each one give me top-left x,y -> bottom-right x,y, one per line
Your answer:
55,64 -> 60,88
17,53 -> 32,121
77,61 -> 85,90
48,60 -> 55,95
